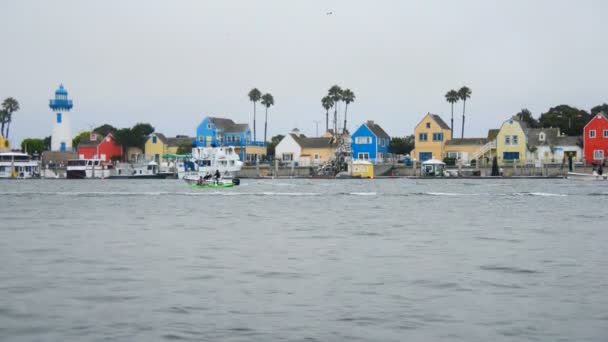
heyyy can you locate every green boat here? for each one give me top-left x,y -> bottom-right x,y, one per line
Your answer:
190,183 -> 236,189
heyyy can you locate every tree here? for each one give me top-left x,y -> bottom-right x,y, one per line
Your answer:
591,103 -> 608,116
260,93 -> 274,144
248,88 -> 262,141
113,128 -> 134,160
266,134 -> 284,159
72,131 -> 91,147
457,87 -> 471,138
131,123 -> 155,149
445,90 -> 459,138
341,89 -> 355,134
176,141 -> 193,155
389,135 -> 415,155
515,108 -> 539,128
93,124 -> 117,136
1,97 -> 20,139
0,110 -> 6,138
321,96 -> 333,132
20,138 -> 46,154
328,85 -> 342,134
538,105 -> 591,136
43,136 -> 51,150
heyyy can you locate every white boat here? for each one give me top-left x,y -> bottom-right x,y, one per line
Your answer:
66,159 -> 114,179
179,146 -> 243,182
110,161 -> 167,179
566,171 -> 607,181
0,152 -> 41,179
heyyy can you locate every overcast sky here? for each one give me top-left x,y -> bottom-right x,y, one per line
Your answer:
1,0 -> 607,145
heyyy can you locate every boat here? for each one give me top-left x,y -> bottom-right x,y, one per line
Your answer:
66,159 -> 114,179
0,152 -> 41,179
190,182 -> 236,189
566,171 -> 607,181
109,161 -> 168,179
179,146 -> 243,182
421,159 -> 446,177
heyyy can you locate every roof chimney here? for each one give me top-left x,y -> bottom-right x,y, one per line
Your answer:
367,120 -> 375,126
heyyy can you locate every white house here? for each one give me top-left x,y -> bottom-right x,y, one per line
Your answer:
274,129 -> 336,166
526,128 -> 583,163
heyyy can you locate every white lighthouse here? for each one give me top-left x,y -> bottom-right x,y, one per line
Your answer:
49,84 -> 74,152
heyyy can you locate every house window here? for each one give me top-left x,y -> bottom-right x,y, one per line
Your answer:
604,130 -> 608,138
152,136 -> 157,144
503,152 -> 519,160
355,136 -> 372,144
314,154 -> 320,160
56,113 -> 62,123
539,132 -> 545,141
419,133 -> 428,142
447,152 -> 461,159
504,135 -> 511,145
594,150 -> 604,160
432,133 -> 443,142
236,136 -> 241,142
198,136 -> 205,143
358,152 -> 370,160
282,153 -> 293,161
426,122 -> 431,128
590,130 -> 596,138
512,135 -> 518,145
207,123 -> 212,129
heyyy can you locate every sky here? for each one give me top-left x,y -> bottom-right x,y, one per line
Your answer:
1,0 -> 607,146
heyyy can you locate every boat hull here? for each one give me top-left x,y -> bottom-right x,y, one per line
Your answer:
566,172 -> 608,181
191,183 -> 235,189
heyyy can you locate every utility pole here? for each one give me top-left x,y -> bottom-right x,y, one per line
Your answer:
313,120 -> 321,137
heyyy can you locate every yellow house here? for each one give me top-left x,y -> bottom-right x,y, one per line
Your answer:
275,132 -> 336,166
496,117 -> 528,165
444,138 -> 489,164
0,136 -> 10,152
412,113 -> 452,162
145,133 -> 194,161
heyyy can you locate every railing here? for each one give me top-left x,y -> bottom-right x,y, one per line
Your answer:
471,140 -> 496,161
49,99 -> 73,110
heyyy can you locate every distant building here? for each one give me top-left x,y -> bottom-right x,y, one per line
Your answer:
583,112 -> 608,165
49,84 -> 74,152
412,113 -> 452,162
351,120 -> 391,164
0,136 -> 10,152
145,133 -> 193,161
495,116 -> 528,165
195,116 -> 266,162
525,128 -> 582,164
275,129 -> 336,166
444,138 -> 489,165
77,133 -> 122,162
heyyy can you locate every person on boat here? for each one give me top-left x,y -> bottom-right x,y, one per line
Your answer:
599,164 -> 604,176
197,176 -> 204,186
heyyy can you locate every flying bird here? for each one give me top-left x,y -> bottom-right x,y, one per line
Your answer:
326,11 -> 333,15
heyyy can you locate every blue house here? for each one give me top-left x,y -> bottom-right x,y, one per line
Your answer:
195,116 -> 266,161
351,120 -> 391,164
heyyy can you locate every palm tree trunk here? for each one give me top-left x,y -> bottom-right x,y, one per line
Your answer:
5,114 -> 11,139
461,100 -> 466,139
450,103 -> 454,139
343,104 -> 348,135
325,110 -> 329,132
333,106 -> 338,136
6,122 -> 10,140
1,119 -> 5,138
264,107 -> 268,144
253,102 -> 257,142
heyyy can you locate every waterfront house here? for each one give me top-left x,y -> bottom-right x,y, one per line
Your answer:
443,138 -> 489,165
275,129 -> 336,166
195,116 -> 266,162
145,133 -> 193,161
77,133 -> 123,162
351,120 -> 391,164
411,113 -> 452,162
583,112 -> 608,165
0,137 -> 10,152
525,128 -> 582,164
496,116 -> 528,166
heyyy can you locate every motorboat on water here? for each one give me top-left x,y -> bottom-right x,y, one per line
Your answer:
179,146 -> 243,183
566,171 -> 607,181
66,159 -> 114,179
0,152 -> 40,179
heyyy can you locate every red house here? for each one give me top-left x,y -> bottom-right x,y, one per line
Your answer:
77,133 -> 123,162
583,113 -> 608,165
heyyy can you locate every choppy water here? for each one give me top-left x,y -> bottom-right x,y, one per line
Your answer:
1,179 -> 607,341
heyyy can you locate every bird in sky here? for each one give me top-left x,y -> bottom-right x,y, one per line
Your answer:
326,11 -> 333,15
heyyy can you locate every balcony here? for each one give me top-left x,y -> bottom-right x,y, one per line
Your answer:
223,141 -> 267,147
49,99 -> 73,110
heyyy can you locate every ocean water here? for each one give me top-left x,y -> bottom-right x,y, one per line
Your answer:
0,178 -> 607,341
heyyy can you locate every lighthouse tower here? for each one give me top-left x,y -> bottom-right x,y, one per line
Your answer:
49,84 -> 74,152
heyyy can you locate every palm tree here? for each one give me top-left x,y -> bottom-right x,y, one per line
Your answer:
321,96 -> 333,132
445,90 -> 459,138
261,93 -> 274,144
328,85 -> 342,134
0,110 -> 6,138
248,88 -> 262,141
341,89 -> 355,135
1,97 -> 20,139
458,86 -> 472,138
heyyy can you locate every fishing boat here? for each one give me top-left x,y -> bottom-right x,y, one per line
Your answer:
0,152 -> 41,179
566,171 -> 607,181
66,159 -> 114,179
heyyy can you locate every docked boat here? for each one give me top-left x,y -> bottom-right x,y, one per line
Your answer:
566,171 -> 607,181
66,159 -> 114,179
0,152 -> 41,179
109,161 -> 168,179
179,146 -> 243,182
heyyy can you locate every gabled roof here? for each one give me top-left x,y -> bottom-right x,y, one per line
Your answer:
290,133 -> 334,149
78,134 -> 104,148
415,113 -> 452,131
526,128 -> 581,148
584,112 -> 608,130
224,123 -> 249,134
487,129 -> 499,141
208,117 -> 236,130
149,133 -> 168,144
445,138 -> 488,146
363,120 -> 390,139
166,136 -> 194,147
